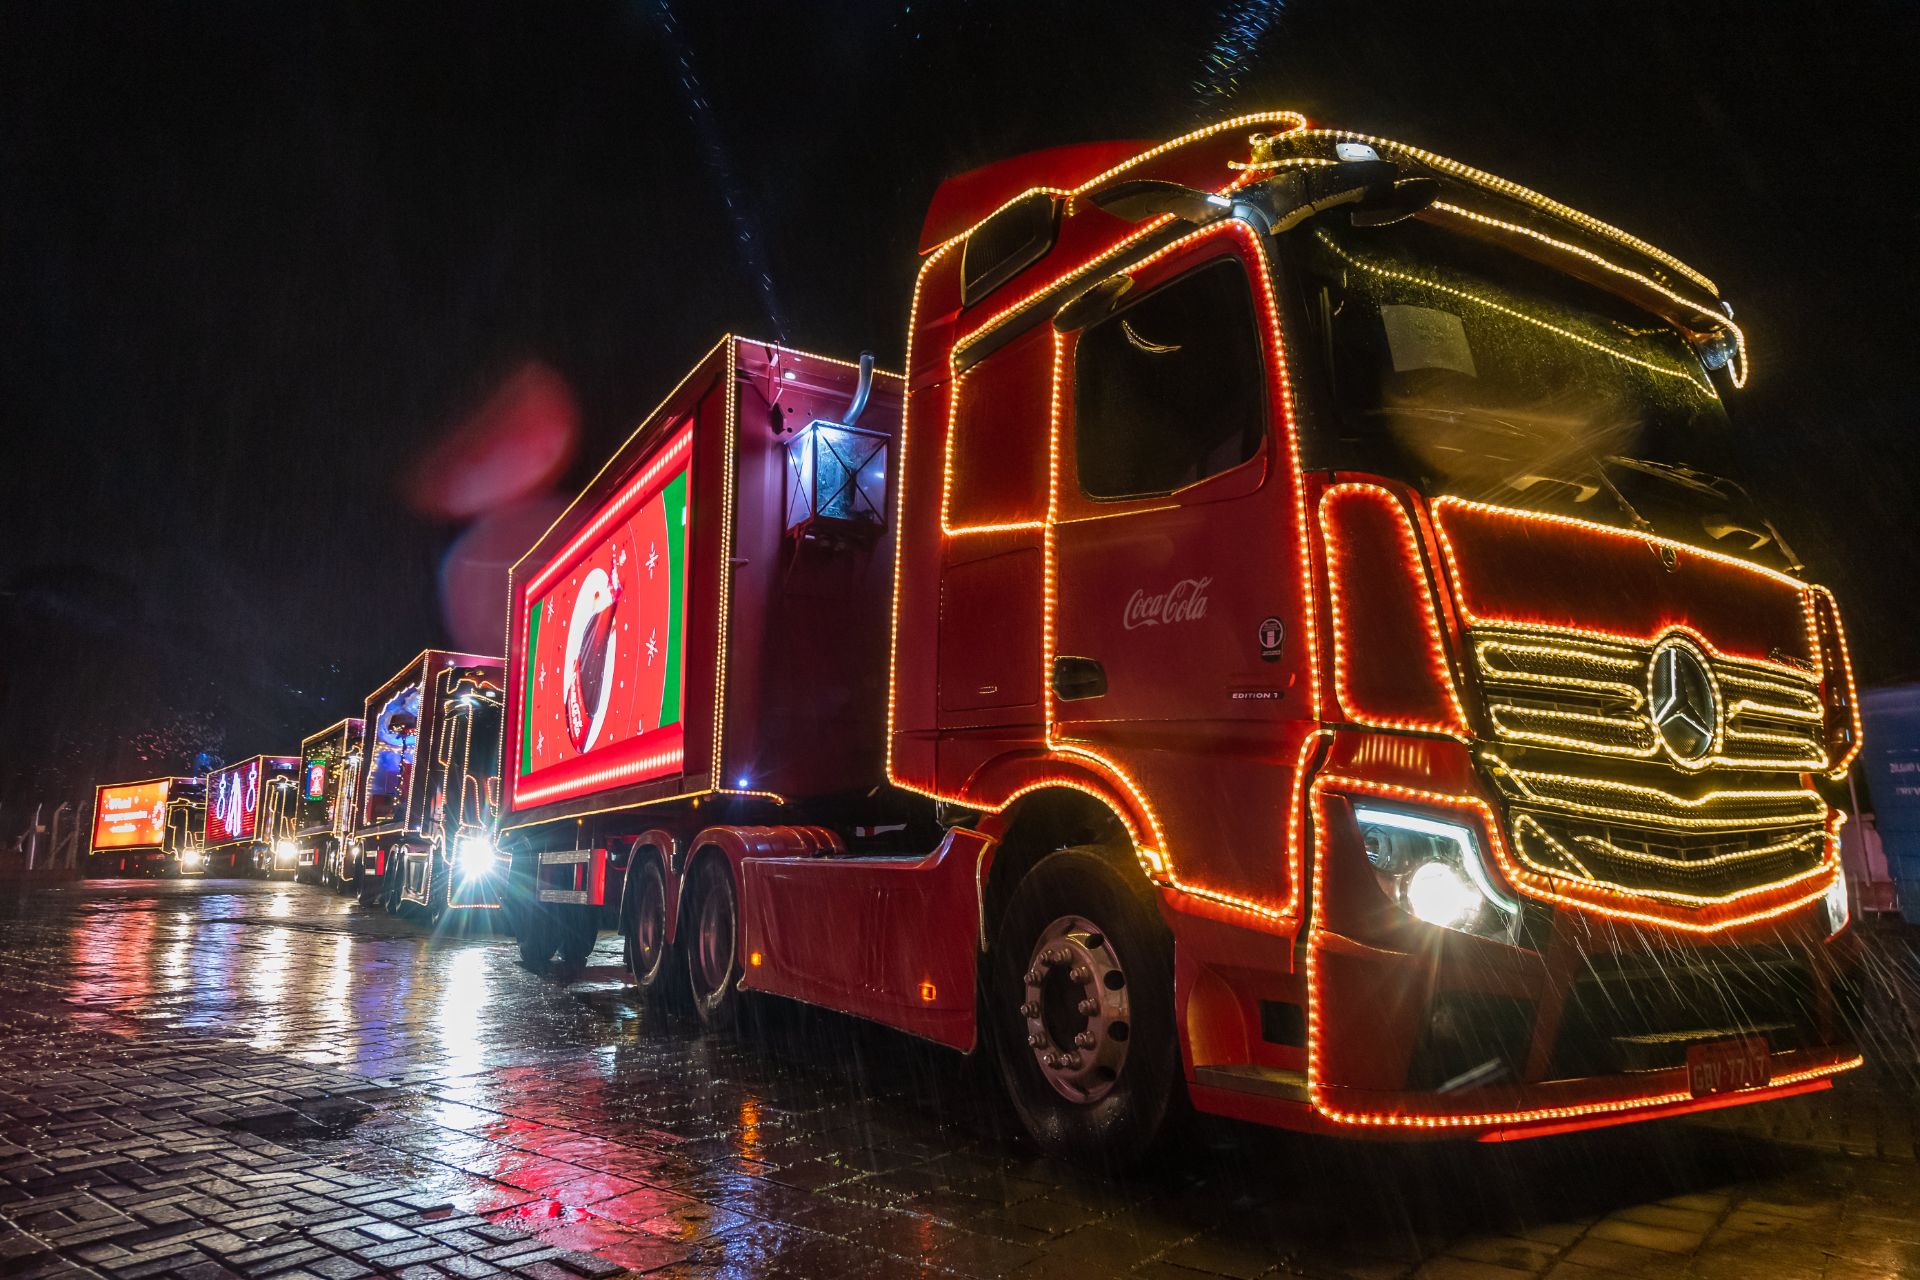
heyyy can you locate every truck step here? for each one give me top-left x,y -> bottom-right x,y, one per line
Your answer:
1191,1065 -> 1309,1103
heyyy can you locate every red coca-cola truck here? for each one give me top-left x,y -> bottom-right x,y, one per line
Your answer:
293,718 -> 363,887
350,649 -> 503,912
500,113 -> 1864,1161
202,755 -> 300,876
89,777 -> 206,876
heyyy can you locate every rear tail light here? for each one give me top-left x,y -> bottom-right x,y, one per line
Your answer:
1811,590 -> 1860,776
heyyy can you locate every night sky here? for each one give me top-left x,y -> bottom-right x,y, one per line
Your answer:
3,2 -> 1917,830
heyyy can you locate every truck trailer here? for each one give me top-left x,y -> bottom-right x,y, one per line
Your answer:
499,113 -> 1864,1161
293,718 -> 363,887
201,755 -> 300,876
351,649 -> 503,911
89,777 -> 206,876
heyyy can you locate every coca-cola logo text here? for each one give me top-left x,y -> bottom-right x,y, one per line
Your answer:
1123,576 -> 1212,630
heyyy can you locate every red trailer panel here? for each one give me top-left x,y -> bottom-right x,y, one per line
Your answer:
501,338 -> 903,831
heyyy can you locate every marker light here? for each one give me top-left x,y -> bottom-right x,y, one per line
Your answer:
1824,869 -> 1851,937
274,840 -> 298,864
1354,805 -> 1519,940
455,834 -> 497,877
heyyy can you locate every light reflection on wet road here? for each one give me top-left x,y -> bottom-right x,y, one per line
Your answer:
6,877 -> 1920,1278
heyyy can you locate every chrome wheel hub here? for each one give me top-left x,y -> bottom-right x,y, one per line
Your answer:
1020,914 -> 1130,1104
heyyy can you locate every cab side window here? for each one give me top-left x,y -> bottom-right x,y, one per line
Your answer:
1075,257 -> 1266,500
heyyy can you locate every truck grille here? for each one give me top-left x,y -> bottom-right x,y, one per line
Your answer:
1472,631 -> 1827,771
1483,756 -> 1832,903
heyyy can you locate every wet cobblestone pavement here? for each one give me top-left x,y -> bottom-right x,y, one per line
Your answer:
2,880 -> 1918,1279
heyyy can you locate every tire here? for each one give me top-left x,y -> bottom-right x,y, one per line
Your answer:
623,852 -> 684,1009
382,860 -> 404,914
509,858 -> 557,969
682,855 -> 742,1030
557,907 -> 596,971
423,853 -> 449,925
987,846 -> 1179,1169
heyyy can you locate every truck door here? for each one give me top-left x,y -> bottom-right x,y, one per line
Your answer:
1049,226 -> 1315,909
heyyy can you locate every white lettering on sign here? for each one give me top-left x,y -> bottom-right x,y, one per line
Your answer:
1124,577 -> 1212,631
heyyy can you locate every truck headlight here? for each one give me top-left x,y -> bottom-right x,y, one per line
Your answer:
1354,805 -> 1520,941
455,834 -> 497,877
1824,869 -> 1850,936
182,849 -> 203,868
275,840 -> 298,864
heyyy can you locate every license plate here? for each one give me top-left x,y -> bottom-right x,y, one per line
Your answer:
1686,1036 -> 1770,1097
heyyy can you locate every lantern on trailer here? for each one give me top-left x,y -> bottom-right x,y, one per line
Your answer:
785,352 -> 888,544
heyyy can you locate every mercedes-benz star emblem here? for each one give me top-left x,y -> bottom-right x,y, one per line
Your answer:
1648,638 -> 1718,764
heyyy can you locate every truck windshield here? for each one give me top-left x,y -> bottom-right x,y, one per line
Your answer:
1287,217 -> 1798,571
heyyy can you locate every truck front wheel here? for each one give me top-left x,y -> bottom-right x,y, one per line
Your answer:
987,847 -> 1178,1169
683,856 -> 741,1030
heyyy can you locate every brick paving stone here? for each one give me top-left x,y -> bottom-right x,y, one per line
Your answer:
5,880 -> 1920,1279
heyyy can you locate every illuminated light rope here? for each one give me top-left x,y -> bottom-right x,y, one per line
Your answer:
1311,230 -> 1716,397
938,367 -> 1046,537
1811,585 -> 1864,779
1427,201 -> 1748,387
712,342 -> 740,787
890,110 -> 1311,781
920,110 -> 1310,260
1303,776 -> 1857,1130
1322,772 -> 1839,927
1487,755 -> 1828,830
1513,810 -> 1827,875
1474,629 -> 1829,772
1430,496 -> 1827,682
1025,218 -> 1321,921
1510,813 -> 1838,909
1270,129 -> 1721,297
1318,483 -> 1469,739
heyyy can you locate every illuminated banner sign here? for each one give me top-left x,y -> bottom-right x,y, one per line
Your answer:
206,758 -> 263,846
514,422 -> 692,809
92,781 -> 170,850
304,759 -> 328,800
364,683 -> 423,826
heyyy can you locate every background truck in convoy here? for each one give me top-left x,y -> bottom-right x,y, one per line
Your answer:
392,663 -> 508,920
352,649 -> 503,911
293,718 -> 363,887
201,755 -> 300,876
89,777 -> 206,876
497,112 -> 1862,1162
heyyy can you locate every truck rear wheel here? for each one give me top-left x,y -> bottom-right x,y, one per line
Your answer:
683,856 -> 741,1029
988,847 -> 1178,1169
624,853 -> 683,1007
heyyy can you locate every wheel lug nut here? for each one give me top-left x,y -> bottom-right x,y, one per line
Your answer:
1041,1052 -> 1059,1068
1023,969 -> 1042,985
1019,1002 -> 1038,1018
1068,966 -> 1090,982
1077,998 -> 1097,1016
1026,1033 -> 1042,1048
1063,1052 -> 1082,1069
1074,1031 -> 1096,1048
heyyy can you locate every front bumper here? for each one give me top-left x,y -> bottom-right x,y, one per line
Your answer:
1305,735 -> 1861,1138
